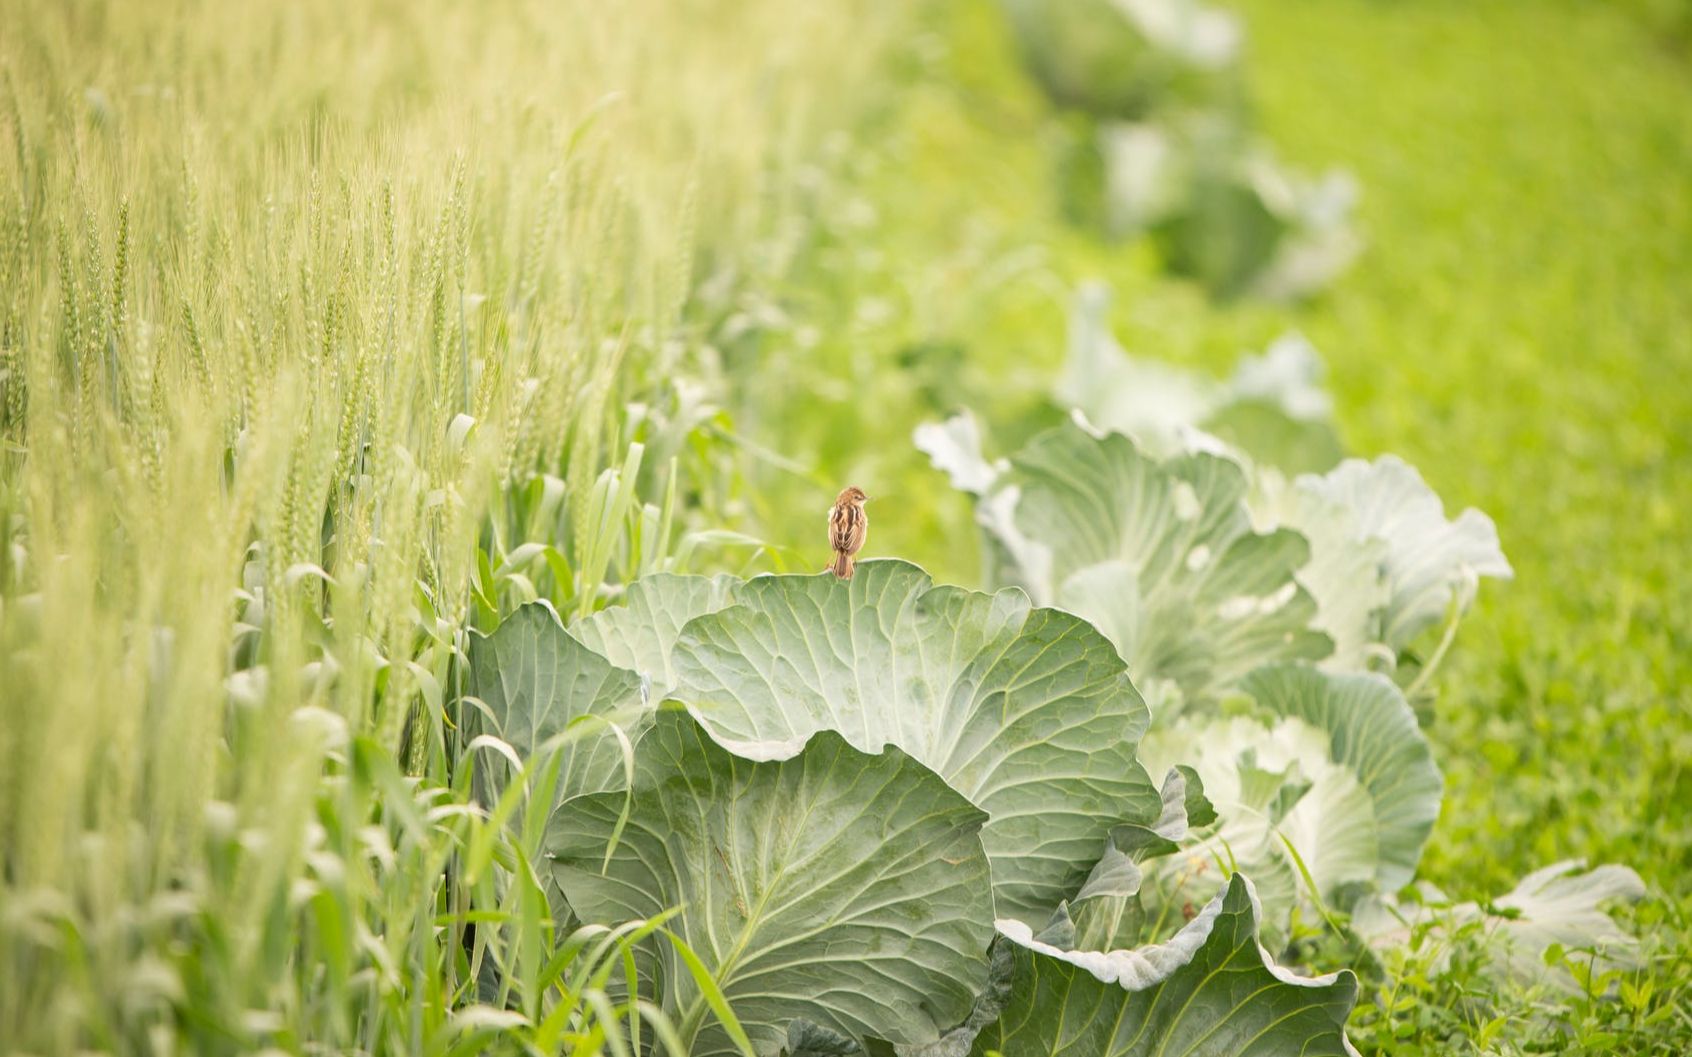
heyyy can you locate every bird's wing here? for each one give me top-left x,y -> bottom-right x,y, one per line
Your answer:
830,504 -> 866,554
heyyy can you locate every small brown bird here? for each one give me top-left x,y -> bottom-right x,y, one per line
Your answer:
827,486 -> 869,579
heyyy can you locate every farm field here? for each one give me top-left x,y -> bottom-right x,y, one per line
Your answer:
2,0 -> 1688,1055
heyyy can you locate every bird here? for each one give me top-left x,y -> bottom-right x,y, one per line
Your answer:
826,486 -> 869,579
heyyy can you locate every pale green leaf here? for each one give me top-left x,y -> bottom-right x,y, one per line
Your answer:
1239,664 -> 1442,891
465,601 -> 645,807
1250,476 -> 1392,672
570,573 -> 739,694
1001,420 -> 1330,710
912,411 -> 1005,497
1291,456 -> 1511,653
667,559 -> 1161,925
546,708 -> 995,1057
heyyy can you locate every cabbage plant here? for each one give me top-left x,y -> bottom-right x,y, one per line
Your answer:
463,563 -> 1365,1055
1000,0 -> 1242,121
914,388 -> 1509,939
917,412 -> 1331,716
917,372 -> 1510,699
999,0 -> 1358,300
1251,457 -> 1514,678
1079,119 -> 1361,301
912,329 -> 1649,992
1139,664 -> 1443,940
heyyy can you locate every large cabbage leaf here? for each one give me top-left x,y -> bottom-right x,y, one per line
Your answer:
569,571 -> 739,694
546,707 -> 995,1056
464,601 -> 645,807
665,559 -> 1162,925
1141,664 -> 1442,937
975,874 -> 1359,1056
1000,419 -> 1331,712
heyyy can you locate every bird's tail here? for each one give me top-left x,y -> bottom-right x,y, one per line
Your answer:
828,552 -> 854,579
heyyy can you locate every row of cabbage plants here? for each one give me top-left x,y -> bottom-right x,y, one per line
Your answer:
456,286 -> 1640,1054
